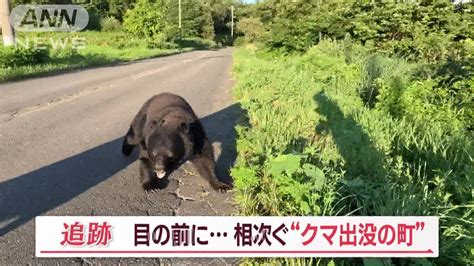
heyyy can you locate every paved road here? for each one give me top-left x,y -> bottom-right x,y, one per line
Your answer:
0,48 -> 239,264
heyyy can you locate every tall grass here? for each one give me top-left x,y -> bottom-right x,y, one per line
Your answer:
231,41 -> 473,265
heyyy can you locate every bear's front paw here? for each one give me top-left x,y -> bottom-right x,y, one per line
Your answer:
211,181 -> 233,193
142,180 -> 161,192
142,177 -> 169,192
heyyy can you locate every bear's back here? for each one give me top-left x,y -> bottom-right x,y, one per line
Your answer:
144,93 -> 198,130
148,93 -> 192,111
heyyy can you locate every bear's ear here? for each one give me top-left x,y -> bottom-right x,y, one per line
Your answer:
178,122 -> 189,133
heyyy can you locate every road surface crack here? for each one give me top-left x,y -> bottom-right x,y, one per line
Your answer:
168,188 -> 196,201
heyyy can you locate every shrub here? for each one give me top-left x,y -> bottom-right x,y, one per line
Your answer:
263,1 -> 473,63
145,33 -> 177,49
359,54 -> 414,109
236,17 -> 265,43
398,79 -> 467,130
101,16 -> 122,32
382,29 -> 466,63
374,55 -> 473,131
199,8 -> 215,40
175,37 -> 217,49
83,4 -> 102,31
50,47 -> 80,59
0,46 -> 50,68
123,0 -> 174,41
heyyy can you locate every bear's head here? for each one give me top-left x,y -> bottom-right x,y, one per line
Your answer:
145,121 -> 188,179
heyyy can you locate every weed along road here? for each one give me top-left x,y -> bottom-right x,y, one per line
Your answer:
0,48 -> 239,264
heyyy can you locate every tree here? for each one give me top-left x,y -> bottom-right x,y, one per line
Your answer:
236,17 -> 264,42
1,0 -> 15,46
123,0 -> 171,39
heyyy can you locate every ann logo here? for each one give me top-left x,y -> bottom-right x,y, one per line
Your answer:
20,8 -> 78,29
10,5 -> 89,32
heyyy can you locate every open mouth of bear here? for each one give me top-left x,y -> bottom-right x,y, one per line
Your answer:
154,170 -> 167,179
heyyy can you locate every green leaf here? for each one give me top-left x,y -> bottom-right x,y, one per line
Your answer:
268,154 -> 302,176
303,163 -> 325,190
327,260 -> 335,266
300,200 -> 310,214
231,167 -> 259,190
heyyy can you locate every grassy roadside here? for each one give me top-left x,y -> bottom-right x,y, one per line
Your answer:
231,43 -> 473,265
0,31 -> 217,82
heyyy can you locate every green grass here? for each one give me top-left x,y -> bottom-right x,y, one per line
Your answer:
0,31 -> 217,82
231,41 -> 473,265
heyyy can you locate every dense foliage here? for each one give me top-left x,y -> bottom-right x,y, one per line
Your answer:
123,0 -> 171,41
239,0 -> 473,59
122,0 -> 221,42
232,0 -> 473,265
0,31 -> 217,81
2,0 -> 237,80
232,41 -> 473,266
0,46 -> 49,68
10,0 -> 238,44
101,16 -> 122,32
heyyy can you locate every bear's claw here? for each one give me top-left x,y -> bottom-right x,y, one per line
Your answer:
145,188 -> 160,194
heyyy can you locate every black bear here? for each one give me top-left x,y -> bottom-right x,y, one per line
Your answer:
122,93 -> 232,192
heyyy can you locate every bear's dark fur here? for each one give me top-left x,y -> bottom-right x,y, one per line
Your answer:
122,93 -> 232,191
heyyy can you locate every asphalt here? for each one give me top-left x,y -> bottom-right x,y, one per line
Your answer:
0,48 -> 240,264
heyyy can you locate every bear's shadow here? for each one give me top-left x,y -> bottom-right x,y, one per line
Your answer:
201,103 -> 243,185
0,103 -> 243,236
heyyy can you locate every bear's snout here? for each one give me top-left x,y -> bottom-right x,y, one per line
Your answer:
154,169 -> 167,179
153,161 -> 167,179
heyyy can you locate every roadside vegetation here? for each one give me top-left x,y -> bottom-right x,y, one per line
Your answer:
1,0 -> 236,82
0,31 -> 213,82
232,1 -> 473,265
